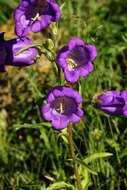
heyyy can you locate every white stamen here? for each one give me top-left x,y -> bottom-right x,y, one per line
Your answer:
66,58 -> 77,71
56,98 -> 66,114
32,13 -> 40,22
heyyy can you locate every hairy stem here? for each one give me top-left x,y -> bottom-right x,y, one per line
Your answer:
68,123 -> 82,190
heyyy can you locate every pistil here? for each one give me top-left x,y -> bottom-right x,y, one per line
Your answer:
59,102 -> 64,114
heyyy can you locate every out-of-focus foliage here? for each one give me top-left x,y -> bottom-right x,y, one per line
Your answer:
0,0 -> 19,26
0,0 -> 127,189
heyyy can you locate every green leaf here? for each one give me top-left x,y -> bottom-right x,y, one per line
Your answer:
0,0 -> 18,8
106,139 -> 120,152
79,166 -> 91,190
13,122 -> 51,131
76,158 -> 98,175
120,148 -> 127,159
47,182 -> 74,190
84,152 -> 113,164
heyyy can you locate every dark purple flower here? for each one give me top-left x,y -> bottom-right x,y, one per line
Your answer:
0,33 -> 38,72
95,90 -> 127,117
57,38 -> 97,83
6,37 -> 38,67
41,86 -> 84,130
14,0 -> 61,37
0,33 -> 7,72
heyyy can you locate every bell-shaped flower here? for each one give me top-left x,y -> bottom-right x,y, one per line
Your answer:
95,90 -> 127,117
41,86 -> 84,130
57,38 -> 97,83
14,0 -> 61,37
0,33 -> 38,72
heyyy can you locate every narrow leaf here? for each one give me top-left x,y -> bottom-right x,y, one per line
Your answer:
84,152 -> 113,164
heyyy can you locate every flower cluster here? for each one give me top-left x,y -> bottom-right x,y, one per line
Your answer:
0,0 -> 98,130
41,37 -> 97,129
1,0 -> 125,131
41,35 -> 97,129
0,0 -> 60,72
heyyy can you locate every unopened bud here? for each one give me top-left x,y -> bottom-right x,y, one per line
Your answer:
51,23 -> 58,36
46,39 -> 54,50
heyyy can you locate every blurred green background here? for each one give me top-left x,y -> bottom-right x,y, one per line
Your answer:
0,0 -> 127,189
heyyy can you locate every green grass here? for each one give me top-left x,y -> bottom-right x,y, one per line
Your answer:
0,0 -> 127,189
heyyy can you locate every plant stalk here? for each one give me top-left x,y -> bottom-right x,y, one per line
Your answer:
68,123 -> 82,190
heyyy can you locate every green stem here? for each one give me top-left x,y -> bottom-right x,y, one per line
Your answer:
58,66 -> 63,85
68,123 -> 82,190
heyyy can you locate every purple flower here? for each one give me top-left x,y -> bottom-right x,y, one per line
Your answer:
57,38 -> 97,83
41,86 -> 84,130
95,90 -> 127,117
0,33 -> 38,72
14,0 -> 61,37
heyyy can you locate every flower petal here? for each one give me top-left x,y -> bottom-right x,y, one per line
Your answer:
78,62 -> 94,76
84,61 -> 94,72
52,115 -> 69,130
98,92 -> 114,106
41,104 -> 52,121
14,9 -> 25,21
77,108 -> 84,117
68,38 -> 84,50
100,106 -> 117,114
31,21 -> 42,33
120,90 -> 127,100
70,108 -> 83,123
15,21 -> 30,37
57,58 -> 67,68
123,105 -> 127,117
47,91 -> 55,103
78,67 -> 89,77
57,46 -> 69,68
49,1 -> 61,21
40,15 -> 52,30
85,44 -> 97,61
70,113 -> 82,123
53,89 -> 63,97
64,67 -> 79,83
62,87 -> 82,104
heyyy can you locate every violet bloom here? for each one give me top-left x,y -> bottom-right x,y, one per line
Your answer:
57,38 -> 97,83
0,33 -> 38,72
14,0 -> 61,37
41,86 -> 84,130
95,90 -> 127,117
